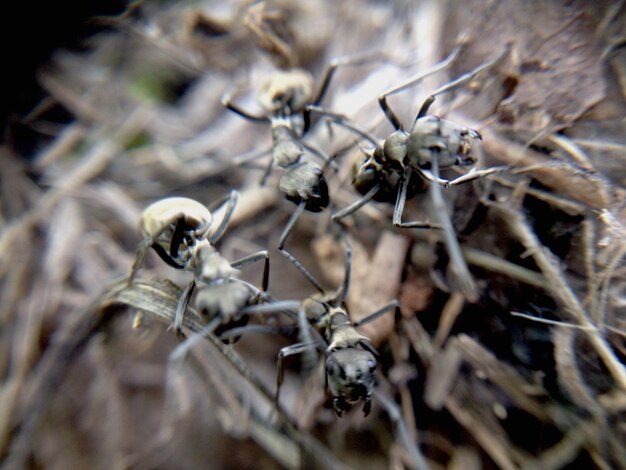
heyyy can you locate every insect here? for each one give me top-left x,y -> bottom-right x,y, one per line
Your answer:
272,234 -> 399,417
127,193 -> 270,337
222,54 -> 390,291
307,44 -> 511,302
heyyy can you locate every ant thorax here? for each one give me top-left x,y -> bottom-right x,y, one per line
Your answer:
406,115 -> 480,169
258,69 -> 315,114
271,119 -> 304,168
191,239 -> 240,283
325,309 -> 371,351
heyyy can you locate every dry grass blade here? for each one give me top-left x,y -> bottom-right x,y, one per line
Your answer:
494,203 -> 626,391
5,0 -> 626,467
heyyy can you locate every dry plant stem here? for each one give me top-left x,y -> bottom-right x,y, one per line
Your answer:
402,317 -> 435,365
461,247 -> 547,289
4,280 -> 346,470
372,388 -> 429,470
247,418 -> 300,470
490,175 -> 585,216
445,384 -> 519,470
496,205 -> 626,390
388,333 -> 417,441
39,73 -> 103,123
423,339 -> 463,411
32,123 -> 86,171
448,447 -> 482,470
480,127 -> 610,209
581,218 -> 599,319
545,133 -> 594,171
597,242 -> 626,327
455,335 -> 549,420
0,106 -> 152,267
572,138 -> 626,153
432,292 -> 464,350
552,326 -> 603,415
429,156 -> 478,302
521,419 -> 603,470
187,345 -> 300,470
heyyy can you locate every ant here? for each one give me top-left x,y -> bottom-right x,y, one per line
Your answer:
268,233 -> 399,417
127,193 -> 271,337
222,53 -> 391,292
307,43 -> 511,302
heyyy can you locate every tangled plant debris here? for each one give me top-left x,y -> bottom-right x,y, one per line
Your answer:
1,1 -> 626,469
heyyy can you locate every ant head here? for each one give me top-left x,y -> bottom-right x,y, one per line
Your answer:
140,197 -> 213,266
258,69 -> 315,114
407,116 -> 481,169
352,147 -> 383,194
279,161 -> 329,212
326,348 -> 377,417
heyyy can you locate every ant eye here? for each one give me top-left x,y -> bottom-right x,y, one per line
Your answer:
368,360 -> 376,372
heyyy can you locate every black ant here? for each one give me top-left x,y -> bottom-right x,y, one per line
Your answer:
307,43 -> 511,302
223,53 -> 389,292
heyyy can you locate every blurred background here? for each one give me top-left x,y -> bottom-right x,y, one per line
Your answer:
1,1 -> 626,469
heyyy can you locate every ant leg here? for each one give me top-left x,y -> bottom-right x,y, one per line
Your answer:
127,220 -> 184,285
393,169 -> 442,229
334,234 -> 352,305
259,159 -> 274,186
352,300 -> 399,328
239,300 -> 325,370
222,93 -> 270,123
313,51 -> 390,106
379,44 -> 463,131
164,315 -> 223,416
231,250 -> 270,292
305,105 -> 379,147
238,300 -> 317,356
239,298 -> 326,360
173,280 -> 196,336
302,143 -> 339,172
429,153 -> 478,302
372,389 -> 430,470
232,146 -> 272,167
303,51 -> 391,134
275,342 -> 321,407
168,315 -> 222,367
445,165 -> 509,187
331,184 -> 380,223
168,216 -> 187,259
216,324 -> 298,342
127,238 -> 154,286
414,44 -> 511,122
278,202 -> 325,293
414,167 -> 451,187
208,190 -> 239,244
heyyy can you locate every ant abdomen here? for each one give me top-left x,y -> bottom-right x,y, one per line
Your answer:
279,161 -> 329,212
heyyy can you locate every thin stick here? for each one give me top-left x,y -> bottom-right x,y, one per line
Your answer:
496,205 -> 626,390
